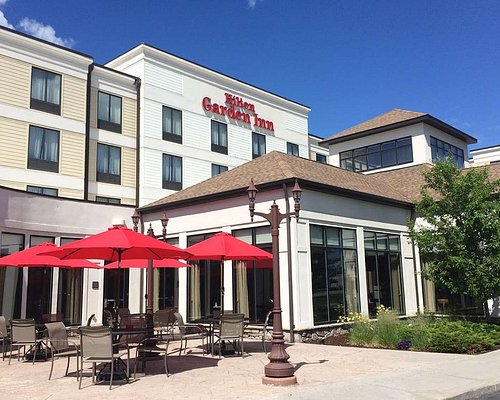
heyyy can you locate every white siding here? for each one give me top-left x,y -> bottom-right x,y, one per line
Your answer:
286,113 -> 308,134
229,125 -> 251,160
143,99 -> 162,140
144,62 -> 183,95
184,157 -> 210,188
184,112 -> 210,150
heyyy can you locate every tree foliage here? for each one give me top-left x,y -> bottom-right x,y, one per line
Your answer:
408,160 -> 500,302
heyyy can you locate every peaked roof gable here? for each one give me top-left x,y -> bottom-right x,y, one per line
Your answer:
321,109 -> 476,145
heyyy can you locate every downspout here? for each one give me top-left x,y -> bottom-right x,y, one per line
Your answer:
410,208 -> 421,313
83,63 -> 94,200
134,77 -> 141,208
283,183 -> 295,343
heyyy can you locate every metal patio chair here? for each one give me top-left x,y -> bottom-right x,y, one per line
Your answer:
173,312 -> 208,356
9,318 -> 45,364
78,326 -> 129,390
214,313 -> 245,359
153,307 -> 177,339
0,316 -> 11,361
45,322 -> 79,380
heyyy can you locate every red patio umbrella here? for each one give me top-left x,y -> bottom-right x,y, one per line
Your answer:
0,242 -> 98,268
186,232 -> 272,313
43,226 -> 191,329
103,258 -> 190,269
42,226 -> 191,262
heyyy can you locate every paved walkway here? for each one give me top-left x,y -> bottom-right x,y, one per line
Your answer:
1,340 -> 499,399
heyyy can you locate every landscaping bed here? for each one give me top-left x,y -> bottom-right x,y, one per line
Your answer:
306,307 -> 500,355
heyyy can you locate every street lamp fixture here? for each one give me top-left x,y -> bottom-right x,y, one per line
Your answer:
131,209 -> 169,334
247,178 -> 301,386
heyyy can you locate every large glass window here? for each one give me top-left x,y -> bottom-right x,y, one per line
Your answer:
58,237 -> 83,325
232,227 -> 273,323
30,67 -> 61,115
98,91 -> 122,133
310,225 -> 359,325
162,106 -> 182,143
0,233 -> 24,320
430,136 -> 464,168
27,185 -> 58,197
340,137 -> 413,172
211,163 -> 228,177
154,238 -> 180,311
97,143 -> 121,184
162,154 -> 182,190
252,132 -> 266,159
287,142 -> 299,156
187,233 -> 220,321
211,120 -> 228,154
28,126 -> 59,173
27,236 -> 54,323
364,232 -> 405,316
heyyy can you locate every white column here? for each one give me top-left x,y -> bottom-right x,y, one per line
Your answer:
51,267 -> 59,314
356,227 -> 369,317
177,232 -> 188,318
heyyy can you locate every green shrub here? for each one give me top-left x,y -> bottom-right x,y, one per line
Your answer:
338,312 -> 375,345
426,321 -> 499,353
374,305 -> 401,348
403,314 -> 431,351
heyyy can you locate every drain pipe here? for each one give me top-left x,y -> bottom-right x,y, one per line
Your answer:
283,183 -> 295,343
83,63 -> 94,200
410,209 -> 421,312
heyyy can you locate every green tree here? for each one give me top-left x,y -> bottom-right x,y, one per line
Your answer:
408,160 -> 500,304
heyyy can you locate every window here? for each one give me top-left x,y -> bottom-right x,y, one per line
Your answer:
98,92 -> 122,133
430,137 -> 464,168
97,143 -> 121,184
96,196 -> 121,204
211,163 -> 228,177
232,227 -> 273,323
364,232 -> 405,316
316,153 -> 327,164
252,132 -> 266,159
340,136 -> 413,172
310,225 -> 359,325
0,232 -> 25,319
162,154 -> 182,190
211,121 -> 228,154
162,106 -> 182,143
30,67 -> 61,115
28,126 -> 59,172
27,185 -> 58,197
287,142 -> 299,156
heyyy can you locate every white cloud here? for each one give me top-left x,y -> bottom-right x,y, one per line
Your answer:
248,0 -> 261,8
0,0 -> 8,6
19,17 -> 74,47
0,10 -> 13,28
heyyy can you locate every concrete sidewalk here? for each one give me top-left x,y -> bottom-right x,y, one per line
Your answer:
0,340 -> 499,399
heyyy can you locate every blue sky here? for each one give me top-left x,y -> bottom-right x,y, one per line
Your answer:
1,0 -> 499,151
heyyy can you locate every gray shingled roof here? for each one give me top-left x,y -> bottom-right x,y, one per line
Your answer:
141,151 -> 414,211
141,151 -> 500,212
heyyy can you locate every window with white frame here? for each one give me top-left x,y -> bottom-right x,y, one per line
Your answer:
162,106 -> 182,143
98,91 -> 122,133
162,154 -> 182,190
30,67 -> 61,115
27,126 -> 59,173
97,143 -> 121,184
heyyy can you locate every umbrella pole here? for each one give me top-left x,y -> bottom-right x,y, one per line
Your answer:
220,261 -> 224,315
146,259 -> 154,336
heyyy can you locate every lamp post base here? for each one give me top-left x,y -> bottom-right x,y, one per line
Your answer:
262,375 -> 297,386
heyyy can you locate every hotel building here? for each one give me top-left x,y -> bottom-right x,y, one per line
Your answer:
0,26 -> 497,331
